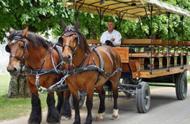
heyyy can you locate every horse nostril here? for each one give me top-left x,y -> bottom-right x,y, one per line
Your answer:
13,67 -> 17,72
7,67 -> 17,72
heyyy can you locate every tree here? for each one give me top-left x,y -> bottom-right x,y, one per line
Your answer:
1,0 -> 190,97
0,0 -> 70,97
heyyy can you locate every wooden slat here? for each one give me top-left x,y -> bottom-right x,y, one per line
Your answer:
122,39 -> 162,46
87,39 -> 190,47
129,52 -> 190,58
129,52 -> 162,58
139,65 -> 190,78
113,47 -> 129,63
87,39 -> 99,45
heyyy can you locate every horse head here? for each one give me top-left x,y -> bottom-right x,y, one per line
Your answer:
6,27 -> 29,74
59,25 -> 90,66
6,27 -> 51,74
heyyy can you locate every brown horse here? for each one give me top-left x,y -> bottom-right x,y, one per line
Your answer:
58,25 -> 122,124
5,28 -> 71,124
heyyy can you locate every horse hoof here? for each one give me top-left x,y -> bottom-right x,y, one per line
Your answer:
47,112 -> 60,123
73,121 -> 81,124
28,120 -> 41,124
96,113 -> 104,121
112,109 -> 119,120
112,115 -> 119,120
47,122 -> 60,124
61,116 -> 71,120
28,117 -> 41,124
85,121 -> 92,124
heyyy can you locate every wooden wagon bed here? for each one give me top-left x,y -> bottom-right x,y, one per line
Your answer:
88,39 -> 190,79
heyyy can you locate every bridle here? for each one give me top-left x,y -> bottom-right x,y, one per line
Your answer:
60,31 -> 80,62
5,35 -> 60,75
6,35 -> 29,72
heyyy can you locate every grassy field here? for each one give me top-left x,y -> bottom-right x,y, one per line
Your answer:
0,74 -> 47,120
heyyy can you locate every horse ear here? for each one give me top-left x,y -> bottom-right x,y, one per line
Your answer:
7,28 -> 15,37
9,28 -> 15,33
5,32 -> 10,38
22,27 -> 29,37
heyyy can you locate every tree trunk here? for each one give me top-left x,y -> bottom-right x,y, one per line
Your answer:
8,74 -> 30,98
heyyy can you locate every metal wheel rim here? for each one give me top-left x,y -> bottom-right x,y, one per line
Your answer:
144,88 -> 150,109
182,78 -> 187,97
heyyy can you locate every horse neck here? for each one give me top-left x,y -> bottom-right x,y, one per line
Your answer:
25,45 -> 50,69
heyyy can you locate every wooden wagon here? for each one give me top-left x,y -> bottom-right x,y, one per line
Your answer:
66,0 -> 190,113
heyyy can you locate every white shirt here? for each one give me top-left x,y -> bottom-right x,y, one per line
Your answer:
100,30 -> 122,46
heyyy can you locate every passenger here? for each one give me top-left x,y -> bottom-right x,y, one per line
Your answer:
100,21 -> 122,47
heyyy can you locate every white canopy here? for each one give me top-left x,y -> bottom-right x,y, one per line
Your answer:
66,0 -> 190,19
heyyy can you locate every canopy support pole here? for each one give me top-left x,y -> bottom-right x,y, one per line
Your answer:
167,12 -> 171,71
73,0 -> 84,27
96,7 -> 108,35
147,4 -> 154,74
116,12 -> 125,30
180,16 -> 185,68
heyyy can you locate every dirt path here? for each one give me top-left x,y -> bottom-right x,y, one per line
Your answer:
1,86 -> 190,124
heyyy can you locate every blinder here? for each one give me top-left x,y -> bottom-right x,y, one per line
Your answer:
57,37 -> 63,46
59,25 -> 81,63
6,35 -> 28,52
62,33 -> 80,58
6,35 -> 29,62
5,45 -> 10,52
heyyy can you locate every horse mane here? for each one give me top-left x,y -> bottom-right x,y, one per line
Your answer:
77,31 -> 90,53
8,30 -> 52,49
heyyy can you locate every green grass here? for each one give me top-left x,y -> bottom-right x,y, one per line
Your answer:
0,74 -> 47,120
0,74 -> 10,95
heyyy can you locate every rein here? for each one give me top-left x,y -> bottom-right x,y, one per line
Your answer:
7,34 -> 67,92
36,46 -> 122,93
34,29 -> 122,93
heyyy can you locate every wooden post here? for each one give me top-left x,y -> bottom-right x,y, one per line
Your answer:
159,57 -> 163,68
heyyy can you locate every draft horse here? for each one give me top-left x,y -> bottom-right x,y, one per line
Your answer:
5,28 -> 71,124
58,25 -> 122,124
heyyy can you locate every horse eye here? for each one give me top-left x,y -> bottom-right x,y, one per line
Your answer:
5,45 -> 10,53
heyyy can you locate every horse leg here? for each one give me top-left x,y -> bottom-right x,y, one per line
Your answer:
96,87 -> 105,121
46,92 -> 60,123
56,91 -> 63,113
111,81 -> 119,120
28,84 -> 42,124
72,94 -> 81,124
61,90 -> 72,120
85,88 -> 94,124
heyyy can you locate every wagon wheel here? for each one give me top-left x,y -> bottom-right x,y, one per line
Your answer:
175,72 -> 188,100
69,91 -> 86,109
136,81 -> 151,113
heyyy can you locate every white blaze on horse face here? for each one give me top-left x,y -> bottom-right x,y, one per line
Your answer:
7,57 -> 21,72
62,37 -> 73,63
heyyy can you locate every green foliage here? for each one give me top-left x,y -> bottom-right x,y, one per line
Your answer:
1,0 -> 190,42
0,0 -> 67,42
